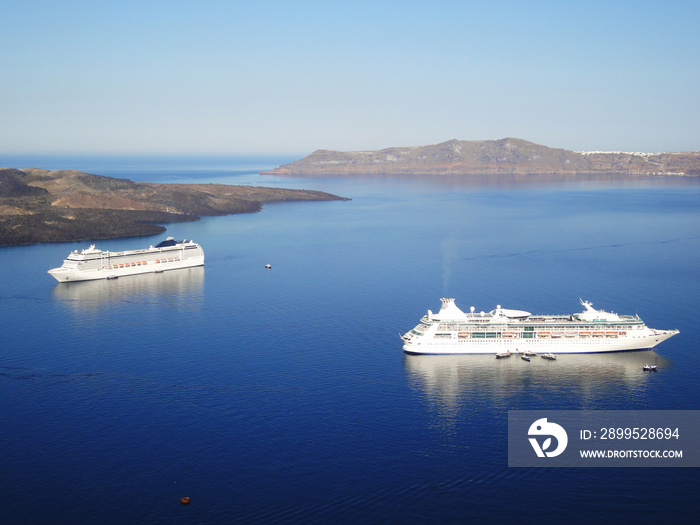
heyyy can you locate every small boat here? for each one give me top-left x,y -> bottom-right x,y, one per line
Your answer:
521,354 -> 531,362
541,353 -> 556,360
265,264 -> 272,269
523,349 -> 537,356
642,364 -> 658,372
495,351 -> 511,359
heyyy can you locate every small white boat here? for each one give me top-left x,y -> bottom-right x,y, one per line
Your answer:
642,364 -> 658,372
265,264 -> 272,269
541,353 -> 557,360
495,351 -> 512,359
521,354 -> 531,362
523,349 -> 537,356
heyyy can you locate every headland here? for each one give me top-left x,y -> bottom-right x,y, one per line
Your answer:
0,167 -> 347,246
261,138 -> 700,178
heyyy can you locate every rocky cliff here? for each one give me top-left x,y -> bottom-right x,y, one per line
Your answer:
0,168 -> 346,246
261,138 -> 700,177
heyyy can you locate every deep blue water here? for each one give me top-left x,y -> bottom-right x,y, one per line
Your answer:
1,156 -> 699,523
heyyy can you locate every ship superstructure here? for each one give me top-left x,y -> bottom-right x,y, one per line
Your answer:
402,298 -> 678,354
48,237 -> 204,283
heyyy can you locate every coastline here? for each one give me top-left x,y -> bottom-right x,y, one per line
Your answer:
0,167 -> 348,247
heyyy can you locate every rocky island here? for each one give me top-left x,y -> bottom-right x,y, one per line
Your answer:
0,167 -> 347,246
261,138 -> 700,178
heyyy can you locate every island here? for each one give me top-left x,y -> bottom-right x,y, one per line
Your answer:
261,138 -> 700,178
0,167 -> 348,246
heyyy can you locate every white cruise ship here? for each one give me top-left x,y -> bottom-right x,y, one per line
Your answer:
48,237 -> 204,283
402,298 -> 679,354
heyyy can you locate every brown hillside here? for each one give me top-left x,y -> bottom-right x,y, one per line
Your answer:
262,138 -> 700,177
0,168 -> 347,246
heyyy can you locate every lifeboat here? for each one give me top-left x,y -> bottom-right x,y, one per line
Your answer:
502,332 -> 516,338
606,332 -> 618,337
538,332 -> 551,338
458,332 -> 470,339
593,332 -> 605,337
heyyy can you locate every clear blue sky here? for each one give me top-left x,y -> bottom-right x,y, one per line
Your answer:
2,0 -> 698,155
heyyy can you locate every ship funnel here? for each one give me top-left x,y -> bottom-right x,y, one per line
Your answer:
436,298 -> 467,320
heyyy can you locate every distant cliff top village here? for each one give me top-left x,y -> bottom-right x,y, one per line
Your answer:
262,138 -> 700,177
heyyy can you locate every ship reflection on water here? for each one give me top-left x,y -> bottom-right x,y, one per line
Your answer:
403,351 -> 670,417
50,266 -> 204,309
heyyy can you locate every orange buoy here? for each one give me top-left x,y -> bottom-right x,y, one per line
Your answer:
180,496 -> 190,505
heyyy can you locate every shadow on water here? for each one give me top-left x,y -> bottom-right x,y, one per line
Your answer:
404,351 -> 670,413
303,172 -> 700,189
50,266 -> 204,308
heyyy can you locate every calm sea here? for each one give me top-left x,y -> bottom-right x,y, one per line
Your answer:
1,156 -> 699,524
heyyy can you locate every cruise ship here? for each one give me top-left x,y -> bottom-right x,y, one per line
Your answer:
402,298 -> 679,354
48,237 -> 204,283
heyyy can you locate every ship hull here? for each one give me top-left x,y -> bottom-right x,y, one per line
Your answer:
48,256 -> 204,282
403,329 -> 679,355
